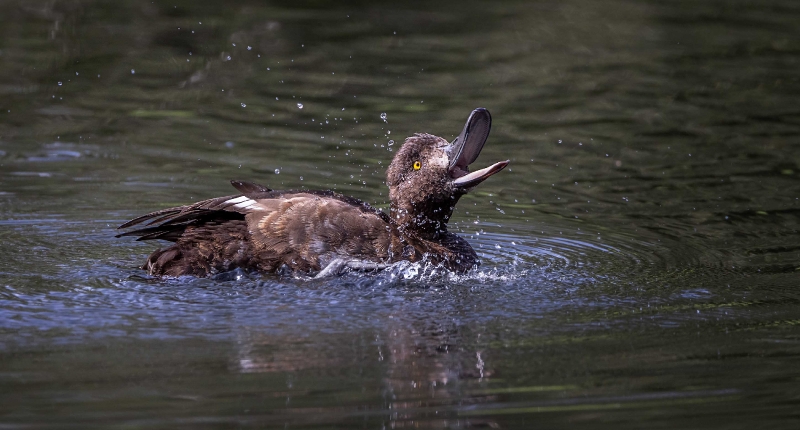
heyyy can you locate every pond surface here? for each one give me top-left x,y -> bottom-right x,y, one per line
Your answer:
1,0 -> 799,428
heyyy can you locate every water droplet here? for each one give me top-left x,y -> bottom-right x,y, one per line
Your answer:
57,82 -> 63,86
131,69 -> 135,74
225,141 -> 234,148
387,140 -> 394,146
247,46 -> 252,50
274,168 -> 280,174
380,112 -> 387,122
241,103 -> 246,108
297,103 -> 304,109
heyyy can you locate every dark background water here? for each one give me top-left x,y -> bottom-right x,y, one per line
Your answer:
1,0 -> 799,428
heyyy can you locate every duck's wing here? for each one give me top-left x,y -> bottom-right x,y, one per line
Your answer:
115,180 -> 273,241
117,182 -> 391,260
117,181 -> 394,275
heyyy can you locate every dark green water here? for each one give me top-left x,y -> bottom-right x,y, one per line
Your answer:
1,0 -> 799,428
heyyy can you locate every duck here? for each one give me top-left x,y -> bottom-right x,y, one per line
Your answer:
117,108 -> 509,277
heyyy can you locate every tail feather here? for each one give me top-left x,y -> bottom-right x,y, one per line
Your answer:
144,246 -> 203,277
230,180 -> 272,194
139,218 -> 253,276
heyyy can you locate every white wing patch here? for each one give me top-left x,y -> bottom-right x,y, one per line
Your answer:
226,196 -> 249,204
225,193 -> 325,215
225,196 -> 265,211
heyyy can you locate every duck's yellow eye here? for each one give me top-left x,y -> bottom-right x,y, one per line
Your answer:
413,161 -> 421,171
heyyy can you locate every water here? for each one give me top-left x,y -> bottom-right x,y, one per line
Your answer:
1,0 -> 799,428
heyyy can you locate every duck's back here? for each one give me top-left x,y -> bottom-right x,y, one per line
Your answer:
117,181 -> 392,276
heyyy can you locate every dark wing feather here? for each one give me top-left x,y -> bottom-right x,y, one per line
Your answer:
118,179 -> 277,241
117,194 -> 241,230
117,208 -> 181,229
116,223 -> 187,241
116,209 -> 245,242
117,180 -> 270,241
116,187 -> 253,242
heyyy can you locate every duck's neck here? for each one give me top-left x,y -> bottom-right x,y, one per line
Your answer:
389,202 -> 454,240
386,206 -> 479,271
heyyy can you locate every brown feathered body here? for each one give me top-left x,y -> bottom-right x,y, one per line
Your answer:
118,109 -> 507,277
125,189 -> 394,277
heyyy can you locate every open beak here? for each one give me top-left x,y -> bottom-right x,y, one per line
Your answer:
446,107 -> 509,189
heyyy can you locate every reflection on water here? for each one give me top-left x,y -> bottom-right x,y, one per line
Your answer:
1,0 -> 799,428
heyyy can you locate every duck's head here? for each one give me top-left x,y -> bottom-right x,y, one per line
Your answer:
386,108 -> 509,237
